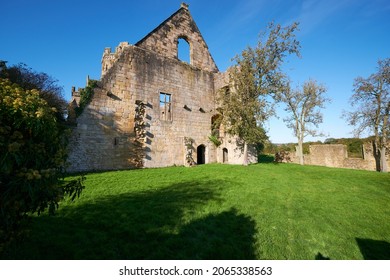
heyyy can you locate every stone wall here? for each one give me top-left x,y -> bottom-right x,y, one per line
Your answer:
305,144 -> 347,168
69,43 -> 218,171
216,134 -> 257,165
286,143 -> 389,171
67,4 -> 256,172
135,3 -> 218,73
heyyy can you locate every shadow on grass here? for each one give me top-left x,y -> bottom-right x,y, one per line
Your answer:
356,238 -> 390,260
1,179 -> 257,260
315,252 -> 331,260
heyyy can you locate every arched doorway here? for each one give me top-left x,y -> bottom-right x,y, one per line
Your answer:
197,145 -> 206,165
223,148 -> 228,163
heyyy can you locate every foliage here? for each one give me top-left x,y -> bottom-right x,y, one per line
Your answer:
264,137 -> 371,159
208,134 -> 222,147
0,79 -> 84,242
75,79 -> 98,117
1,164 -> 389,259
344,58 -> 389,171
211,114 -> 223,137
262,142 -> 293,155
325,137 -> 365,158
262,141 -> 314,157
184,137 -> 196,166
219,22 -> 301,165
257,154 -> 275,163
0,61 -> 67,122
274,150 -> 292,163
275,79 -> 330,164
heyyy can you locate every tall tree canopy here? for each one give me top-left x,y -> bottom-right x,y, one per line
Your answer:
0,61 -> 67,122
219,22 -> 301,165
275,79 -> 329,165
345,58 -> 389,172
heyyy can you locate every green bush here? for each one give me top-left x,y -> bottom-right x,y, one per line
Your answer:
0,79 -> 84,242
208,134 -> 222,147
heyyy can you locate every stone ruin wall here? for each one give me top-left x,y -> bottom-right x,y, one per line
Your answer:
134,3 -> 218,73
68,43 -> 217,171
67,4 -> 257,172
285,143 -> 389,171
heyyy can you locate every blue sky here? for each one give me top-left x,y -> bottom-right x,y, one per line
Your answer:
1,0 -> 389,143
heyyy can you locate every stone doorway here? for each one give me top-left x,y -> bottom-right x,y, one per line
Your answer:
223,148 -> 228,163
197,145 -> 206,164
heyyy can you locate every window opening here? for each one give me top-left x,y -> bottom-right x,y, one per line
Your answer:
160,92 -> 172,121
197,145 -> 206,164
177,38 -> 190,64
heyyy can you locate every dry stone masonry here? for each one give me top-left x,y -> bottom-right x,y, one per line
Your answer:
67,3 -> 256,172
280,143 -> 389,171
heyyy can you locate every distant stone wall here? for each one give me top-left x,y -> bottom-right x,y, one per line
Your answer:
305,144 -> 348,168
286,143 -> 389,171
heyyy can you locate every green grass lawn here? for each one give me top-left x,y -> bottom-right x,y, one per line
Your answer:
1,163 -> 389,260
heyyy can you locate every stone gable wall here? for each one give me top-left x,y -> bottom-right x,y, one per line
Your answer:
68,44 -> 221,171
67,4 -> 257,172
135,5 -> 218,73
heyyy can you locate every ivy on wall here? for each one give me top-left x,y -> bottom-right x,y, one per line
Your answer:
184,137 -> 196,166
208,134 -> 222,147
75,80 -> 98,117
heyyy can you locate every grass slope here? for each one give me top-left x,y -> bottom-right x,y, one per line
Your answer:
1,163 -> 389,259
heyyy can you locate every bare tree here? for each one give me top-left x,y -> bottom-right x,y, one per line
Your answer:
275,79 -> 329,165
345,58 -> 389,172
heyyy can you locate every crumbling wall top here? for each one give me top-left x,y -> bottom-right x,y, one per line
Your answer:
135,4 -> 218,72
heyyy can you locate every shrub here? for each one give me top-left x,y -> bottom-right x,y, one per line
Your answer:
0,61 -> 67,122
208,134 -> 222,147
0,79 -> 84,242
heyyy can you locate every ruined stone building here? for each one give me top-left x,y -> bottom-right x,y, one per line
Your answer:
276,143 -> 389,172
67,3 -> 256,172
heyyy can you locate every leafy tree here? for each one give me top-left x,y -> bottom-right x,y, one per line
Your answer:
0,61 -> 67,122
275,79 -> 329,165
344,58 -> 389,172
324,138 -> 337,144
0,78 -> 84,242
219,22 -> 301,165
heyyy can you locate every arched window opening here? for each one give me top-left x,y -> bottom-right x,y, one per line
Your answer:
197,144 -> 206,165
177,37 -> 190,64
223,148 -> 228,163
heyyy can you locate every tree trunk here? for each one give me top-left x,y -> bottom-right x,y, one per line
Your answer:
243,142 -> 249,166
373,141 -> 381,172
381,103 -> 389,172
380,146 -> 388,172
297,139 -> 304,165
